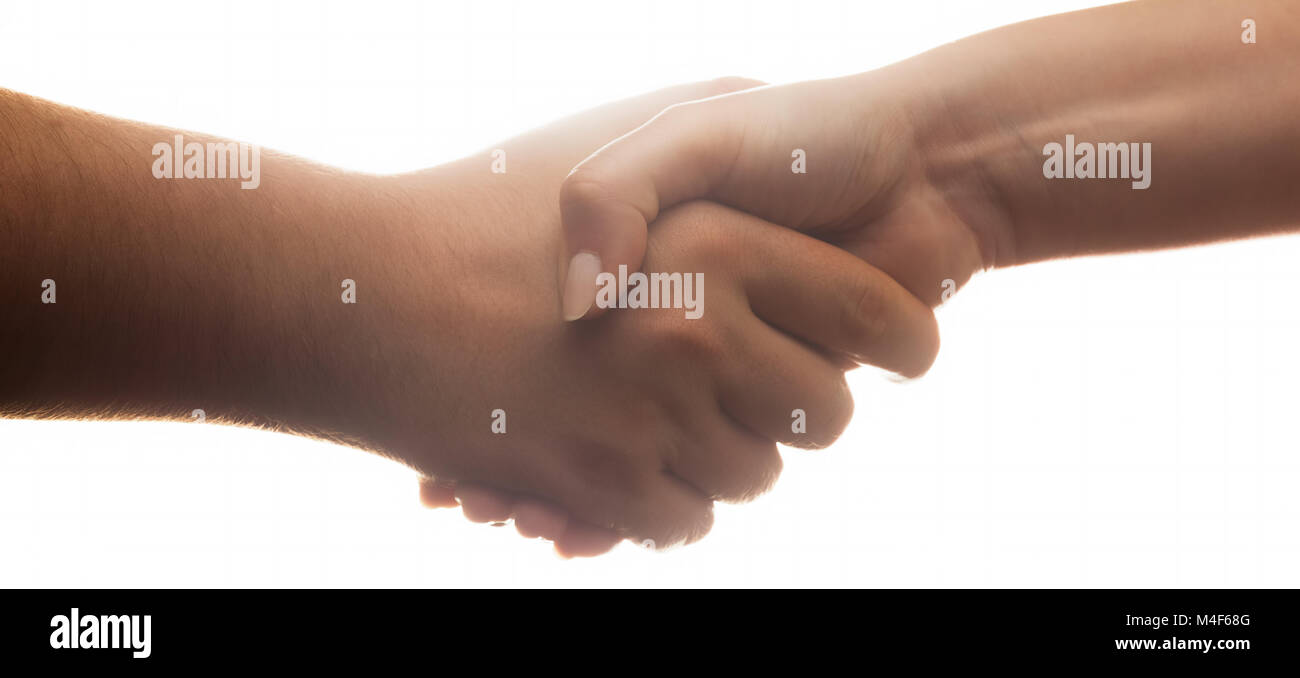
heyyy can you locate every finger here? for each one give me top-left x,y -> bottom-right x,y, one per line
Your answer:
602,470 -> 716,549
430,479 -> 595,549
514,498 -> 569,541
417,477 -> 459,508
454,483 -> 515,524
559,91 -> 756,321
719,314 -> 855,450
666,421 -> 782,504
536,444 -> 717,549
554,521 -> 623,559
514,496 -> 622,557
736,212 -> 940,378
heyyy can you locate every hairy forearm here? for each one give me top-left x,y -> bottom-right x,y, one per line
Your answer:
0,89 -> 410,445
899,0 -> 1300,267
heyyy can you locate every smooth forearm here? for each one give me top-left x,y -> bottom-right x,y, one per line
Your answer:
899,0 -> 1300,267
0,89 -> 404,444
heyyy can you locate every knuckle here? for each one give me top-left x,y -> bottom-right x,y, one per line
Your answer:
843,273 -> 889,350
651,498 -> 715,549
823,380 -> 856,444
900,312 -> 942,379
559,170 -> 614,212
718,445 -> 783,504
797,376 -> 855,449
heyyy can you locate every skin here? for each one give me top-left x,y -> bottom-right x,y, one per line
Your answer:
520,0 -> 1300,547
558,0 -> 1300,317
17,1 -> 1290,560
0,82 -> 937,557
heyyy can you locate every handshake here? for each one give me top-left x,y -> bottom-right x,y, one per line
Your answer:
4,0 -> 1295,559
411,75 -> 962,556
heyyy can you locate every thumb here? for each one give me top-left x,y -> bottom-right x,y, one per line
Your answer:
558,87 -> 759,321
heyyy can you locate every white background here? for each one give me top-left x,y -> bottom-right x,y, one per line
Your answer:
2,0 -> 1296,588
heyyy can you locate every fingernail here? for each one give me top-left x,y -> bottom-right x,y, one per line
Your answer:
562,251 -> 601,321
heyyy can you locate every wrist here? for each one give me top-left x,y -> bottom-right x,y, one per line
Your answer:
216,168 -> 429,448
265,170 -> 484,468
882,58 -> 1020,273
